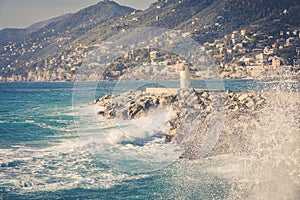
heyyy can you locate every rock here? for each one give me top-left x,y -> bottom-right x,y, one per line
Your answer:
93,99 -> 99,104
98,111 -> 105,116
238,93 -> 248,101
172,101 -> 179,107
94,89 -> 268,150
256,99 -> 265,106
205,105 -> 212,113
178,98 -> 187,106
181,108 -> 190,117
140,99 -> 151,109
164,128 -> 178,142
104,103 -> 112,110
246,99 -> 255,108
129,104 -> 143,119
152,97 -> 160,105
169,128 -> 178,136
164,134 -> 173,142
185,111 -> 200,123
159,97 -> 170,106
187,96 -> 199,105
103,94 -> 112,100
105,109 -> 115,119
135,91 -> 142,97
115,107 -> 128,119
226,90 -> 234,97
183,90 -> 191,97
193,103 -> 205,110
201,91 -> 209,99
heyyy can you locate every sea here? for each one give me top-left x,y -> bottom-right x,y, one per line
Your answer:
0,80 -> 299,199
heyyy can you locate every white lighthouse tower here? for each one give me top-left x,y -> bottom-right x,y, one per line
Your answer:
180,65 -> 191,89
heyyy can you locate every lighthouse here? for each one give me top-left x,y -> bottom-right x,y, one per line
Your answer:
180,65 -> 191,89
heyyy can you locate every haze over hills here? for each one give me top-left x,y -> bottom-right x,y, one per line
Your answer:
0,15 -> 72,45
0,0 -> 299,81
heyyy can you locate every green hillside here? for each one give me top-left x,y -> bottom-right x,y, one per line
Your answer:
0,0 -> 299,81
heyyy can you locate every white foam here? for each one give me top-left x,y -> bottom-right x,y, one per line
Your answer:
73,105 -> 182,173
0,136 -> 139,193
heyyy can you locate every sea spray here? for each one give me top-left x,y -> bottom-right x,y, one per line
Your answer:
172,84 -> 299,199
242,91 -> 300,199
1,81 -> 299,198
144,77 -> 299,199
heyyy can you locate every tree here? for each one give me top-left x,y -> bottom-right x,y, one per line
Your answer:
237,61 -> 246,67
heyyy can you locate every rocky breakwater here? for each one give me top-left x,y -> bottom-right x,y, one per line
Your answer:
94,89 -> 267,158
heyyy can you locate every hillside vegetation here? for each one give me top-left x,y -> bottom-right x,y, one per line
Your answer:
0,0 -> 299,81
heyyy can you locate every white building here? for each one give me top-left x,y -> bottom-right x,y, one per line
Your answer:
180,66 -> 191,89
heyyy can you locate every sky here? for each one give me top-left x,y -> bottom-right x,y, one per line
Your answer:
0,0 -> 156,30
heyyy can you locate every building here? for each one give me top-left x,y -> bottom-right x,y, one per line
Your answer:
240,29 -> 246,36
231,31 -> 238,39
213,54 -> 223,60
124,51 -> 134,60
264,46 -> 274,55
180,66 -> 191,89
150,51 -> 160,60
256,53 -> 269,65
110,71 -> 121,77
145,65 -> 191,95
272,57 -> 282,68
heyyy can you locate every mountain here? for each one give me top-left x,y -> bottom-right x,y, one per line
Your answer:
0,15 -> 71,45
2,1 -> 134,58
0,29 -> 27,45
76,0 -> 299,45
0,0 -> 299,81
0,0 -> 135,81
178,0 -> 299,42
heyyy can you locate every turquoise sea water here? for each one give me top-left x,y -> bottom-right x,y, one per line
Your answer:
0,80 -> 298,199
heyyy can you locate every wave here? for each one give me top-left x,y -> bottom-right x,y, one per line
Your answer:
1,80 -> 299,198
0,136 -> 139,194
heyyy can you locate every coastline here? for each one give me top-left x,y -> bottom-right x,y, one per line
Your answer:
1,81 -> 299,199
95,88 -> 269,158
0,66 -> 299,83
94,88 -> 299,159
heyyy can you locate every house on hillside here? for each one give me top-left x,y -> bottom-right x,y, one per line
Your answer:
264,46 -> 274,55
240,29 -> 246,37
150,51 -> 160,60
255,53 -> 268,66
271,56 -> 284,68
213,54 -> 223,60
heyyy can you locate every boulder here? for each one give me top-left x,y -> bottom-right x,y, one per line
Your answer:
140,99 -> 151,109
185,111 -> 200,123
159,97 -> 170,106
246,98 -> 255,109
193,103 -> 205,111
103,94 -> 112,100
169,128 -> 178,136
187,96 -> 199,105
152,97 -> 160,105
201,91 -> 209,99
94,89 -> 268,148
93,99 -> 99,104
226,90 -> 234,97
115,107 -> 129,119
183,90 -> 191,97
105,109 -> 115,119
129,104 -> 144,119
98,111 -> 105,116
238,93 -> 248,101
